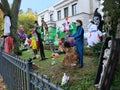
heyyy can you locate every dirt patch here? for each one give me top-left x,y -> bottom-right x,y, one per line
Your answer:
0,77 -> 5,90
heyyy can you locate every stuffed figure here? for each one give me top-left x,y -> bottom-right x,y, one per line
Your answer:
62,16 -> 70,32
62,41 -> 79,68
4,35 -> 14,54
30,36 -> 38,55
58,39 -> 65,53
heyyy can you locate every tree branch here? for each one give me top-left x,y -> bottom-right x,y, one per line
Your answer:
12,0 -> 21,14
1,0 -> 10,14
10,0 -> 21,37
0,3 -> 5,12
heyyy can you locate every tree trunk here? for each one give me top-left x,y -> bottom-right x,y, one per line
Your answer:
116,18 -> 120,64
0,0 -> 21,54
10,0 -> 21,54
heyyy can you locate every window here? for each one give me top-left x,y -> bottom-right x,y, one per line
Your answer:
64,7 -> 68,18
72,3 -> 77,16
50,14 -> 53,21
41,15 -> 44,19
57,10 -> 61,20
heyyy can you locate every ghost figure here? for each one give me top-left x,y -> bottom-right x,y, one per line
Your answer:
87,22 -> 102,47
61,73 -> 69,85
4,15 -> 11,36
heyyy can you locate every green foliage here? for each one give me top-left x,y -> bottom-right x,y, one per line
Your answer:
0,10 -> 3,35
104,0 -> 120,36
110,63 -> 120,90
18,10 -> 37,36
91,42 -> 103,56
20,49 -> 98,90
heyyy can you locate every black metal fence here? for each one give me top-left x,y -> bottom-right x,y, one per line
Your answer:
0,48 -> 63,90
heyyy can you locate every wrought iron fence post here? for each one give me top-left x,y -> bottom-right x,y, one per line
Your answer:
26,58 -> 33,90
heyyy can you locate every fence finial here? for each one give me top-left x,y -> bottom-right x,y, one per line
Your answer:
27,58 -> 32,62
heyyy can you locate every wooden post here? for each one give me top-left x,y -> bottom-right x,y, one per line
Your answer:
116,18 -> 120,64
116,19 -> 120,38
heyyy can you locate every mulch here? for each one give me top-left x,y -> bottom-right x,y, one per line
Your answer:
0,77 -> 5,90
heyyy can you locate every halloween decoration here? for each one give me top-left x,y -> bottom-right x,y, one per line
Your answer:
61,73 -> 69,85
93,8 -> 104,31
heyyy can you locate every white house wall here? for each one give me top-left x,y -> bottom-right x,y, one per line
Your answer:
56,13 -> 91,33
77,0 -> 91,14
38,10 -> 49,25
37,0 -> 100,32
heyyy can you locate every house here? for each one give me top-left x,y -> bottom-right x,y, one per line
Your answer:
38,0 -> 100,32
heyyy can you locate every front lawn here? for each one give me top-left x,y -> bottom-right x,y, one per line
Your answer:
20,49 -> 98,90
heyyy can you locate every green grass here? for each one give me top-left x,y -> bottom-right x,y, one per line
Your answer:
20,48 -> 120,90
110,64 -> 120,90
20,49 -> 98,90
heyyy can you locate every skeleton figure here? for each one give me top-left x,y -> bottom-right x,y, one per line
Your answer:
95,40 -> 112,88
103,49 -> 111,59
94,16 -> 100,27
93,8 -> 103,31
108,40 -> 112,48
103,40 -> 111,59
95,59 -> 108,88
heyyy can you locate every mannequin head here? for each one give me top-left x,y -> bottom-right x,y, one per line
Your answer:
76,19 -> 83,26
18,25 -> 24,34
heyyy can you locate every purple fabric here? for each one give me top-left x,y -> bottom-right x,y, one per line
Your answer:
69,40 -> 75,47
17,31 -> 26,39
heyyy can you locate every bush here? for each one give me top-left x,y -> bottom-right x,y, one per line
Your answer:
91,42 -> 103,56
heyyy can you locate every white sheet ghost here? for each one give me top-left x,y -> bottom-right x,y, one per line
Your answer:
4,16 -> 11,36
87,22 -> 102,47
